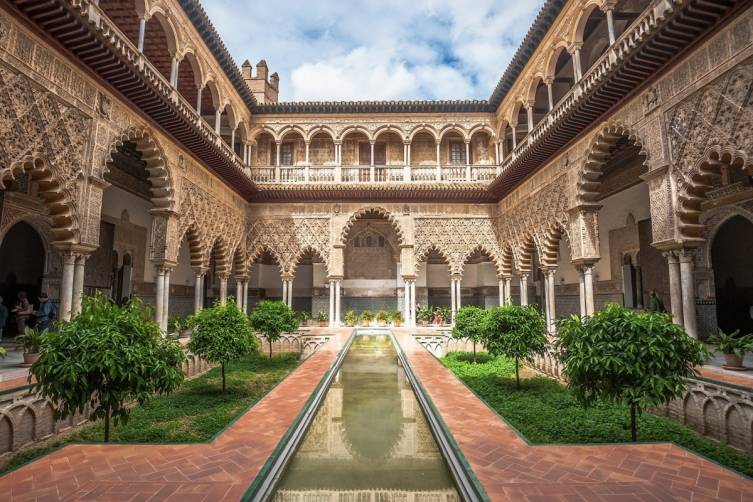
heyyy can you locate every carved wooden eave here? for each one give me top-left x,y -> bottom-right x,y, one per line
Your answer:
9,0 -> 257,200
251,183 -> 497,203
488,0 -> 744,200
252,100 -> 494,115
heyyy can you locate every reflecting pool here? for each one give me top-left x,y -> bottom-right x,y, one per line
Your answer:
272,333 -> 459,501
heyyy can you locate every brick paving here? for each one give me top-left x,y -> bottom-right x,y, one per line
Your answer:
392,329 -> 753,502
0,329 -> 352,502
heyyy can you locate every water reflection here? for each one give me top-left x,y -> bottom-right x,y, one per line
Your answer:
273,334 -> 459,501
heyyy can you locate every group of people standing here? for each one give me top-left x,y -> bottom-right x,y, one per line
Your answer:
0,291 -> 56,340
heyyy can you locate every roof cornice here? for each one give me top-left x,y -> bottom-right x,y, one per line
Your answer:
177,0 -> 257,109
252,100 -> 495,115
488,0 -> 566,107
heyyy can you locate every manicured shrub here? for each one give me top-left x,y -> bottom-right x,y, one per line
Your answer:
452,306 -> 487,362
249,300 -> 297,360
482,304 -> 547,388
190,298 -> 258,390
556,304 -> 707,441
31,293 -> 185,441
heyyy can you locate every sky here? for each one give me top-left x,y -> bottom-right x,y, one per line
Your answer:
202,0 -> 545,102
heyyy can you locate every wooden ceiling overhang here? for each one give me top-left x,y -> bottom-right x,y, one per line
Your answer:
488,0 -> 744,199
251,183 -> 497,203
10,0 -> 258,199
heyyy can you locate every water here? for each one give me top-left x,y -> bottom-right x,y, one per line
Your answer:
272,332 -> 459,501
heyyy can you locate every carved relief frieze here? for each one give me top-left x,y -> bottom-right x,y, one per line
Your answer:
246,217 -> 331,276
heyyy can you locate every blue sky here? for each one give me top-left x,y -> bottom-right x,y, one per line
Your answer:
203,0 -> 544,102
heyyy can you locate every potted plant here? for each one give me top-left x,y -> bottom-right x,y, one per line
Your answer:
707,329 -> 753,370
344,309 -> 357,327
438,306 -> 452,325
392,311 -> 403,327
168,315 -> 190,338
417,306 -> 432,326
16,326 -> 44,366
375,310 -> 390,326
299,310 -> 312,327
360,310 -> 374,327
316,310 -> 328,327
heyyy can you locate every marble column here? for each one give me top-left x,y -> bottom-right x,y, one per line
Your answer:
59,251 -> 76,322
194,272 -> 203,314
236,280 -> 243,309
72,253 -> 87,316
334,279 -> 342,327
137,16 -> 146,52
410,280 -> 416,327
543,272 -> 551,329
583,265 -> 595,316
289,279 -> 295,309
578,267 -> 586,317
634,265 -> 644,309
664,251 -> 683,326
547,269 -> 557,332
219,274 -> 228,305
154,267 -> 165,328
605,8 -> 616,45
162,268 -> 171,332
498,279 -> 505,306
450,279 -> 457,318
328,280 -> 335,328
281,280 -> 288,307
679,250 -> 698,338
454,277 -> 462,313
519,274 -> 529,306
504,277 -> 512,304
242,280 -> 249,314
404,280 -> 410,325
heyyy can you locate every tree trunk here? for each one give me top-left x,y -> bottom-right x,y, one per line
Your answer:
515,357 -> 520,388
269,340 -> 273,360
221,362 -> 226,392
104,404 -> 111,443
473,340 -> 476,363
630,404 -> 637,442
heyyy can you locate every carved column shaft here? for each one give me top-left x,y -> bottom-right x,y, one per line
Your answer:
59,252 -> 76,322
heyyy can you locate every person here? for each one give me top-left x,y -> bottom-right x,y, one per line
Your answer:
648,289 -> 666,313
12,291 -> 32,335
0,296 -> 7,341
33,292 -> 56,332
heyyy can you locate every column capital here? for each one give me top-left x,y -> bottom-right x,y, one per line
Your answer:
281,274 -> 294,282
401,275 -> 417,281
217,271 -> 230,281
569,42 -> 583,53
677,248 -> 696,263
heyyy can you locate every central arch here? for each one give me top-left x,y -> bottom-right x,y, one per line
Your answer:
339,207 -> 404,247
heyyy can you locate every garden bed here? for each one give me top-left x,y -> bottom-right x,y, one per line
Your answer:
0,352 -> 299,475
441,352 -> 753,478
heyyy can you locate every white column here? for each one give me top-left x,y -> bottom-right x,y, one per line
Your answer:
281,280 -> 288,307
230,128 -> 236,152
196,86 -> 203,114
275,142 -> 281,182
512,126 -> 517,149
679,250 -> 698,338
170,56 -> 179,87
243,280 -> 249,314
664,251 -> 683,326
328,280 -> 335,328
194,272 -> 203,314
334,280 -> 342,327
578,267 -> 586,317
606,8 -> 616,45
498,279 -> 505,306
504,277 -> 512,304
543,272 -> 552,328
154,267 -> 165,328
450,278 -> 457,318
162,269 -> 171,331
404,280 -> 410,325
219,274 -> 228,305
59,251 -> 76,322
137,16 -> 146,52
526,105 -> 534,132
546,80 -> 554,111
519,274 -> 529,306
455,278 -> 462,313
407,142 -> 412,167
72,254 -> 87,316
214,109 -> 221,134
236,280 -> 243,309
410,280 -> 416,327
288,279 -> 294,308
547,270 -> 557,333
583,265 -> 595,316
435,142 -> 441,181
465,141 -> 471,181
573,47 -> 583,81
305,141 -> 310,165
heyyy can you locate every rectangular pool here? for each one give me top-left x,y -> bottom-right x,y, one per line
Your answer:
272,332 -> 460,501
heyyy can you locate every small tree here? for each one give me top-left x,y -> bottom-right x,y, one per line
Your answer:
556,304 -> 707,442
249,300 -> 298,360
452,306 -> 487,362
482,305 -> 547,388
31,294 -> 185,442
189,297 -> 257,391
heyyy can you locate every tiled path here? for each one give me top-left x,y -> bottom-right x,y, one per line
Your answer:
393,329 -> 753,502
0,329 -> 352,502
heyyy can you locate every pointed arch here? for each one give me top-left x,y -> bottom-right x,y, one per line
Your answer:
415,244 -> 452,274
290,245 -> 328,277
339,207 -> 405,246
0,155 -> 79,245
577,122 -> 649,205
247,244 -> 285,276
459,244 -> 502,277
105,128 -> 174,210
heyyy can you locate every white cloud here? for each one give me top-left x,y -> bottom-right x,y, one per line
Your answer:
202,0 -> 544,101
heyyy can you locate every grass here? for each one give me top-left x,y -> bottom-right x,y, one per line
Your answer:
441,352 -> 753,478
0,352 -> 300,475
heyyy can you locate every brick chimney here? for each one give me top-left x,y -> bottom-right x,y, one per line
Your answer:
243,58 -> 279,103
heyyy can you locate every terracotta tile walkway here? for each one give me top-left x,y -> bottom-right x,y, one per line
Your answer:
393,329 -> 753,502
0,329 -> 352,502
